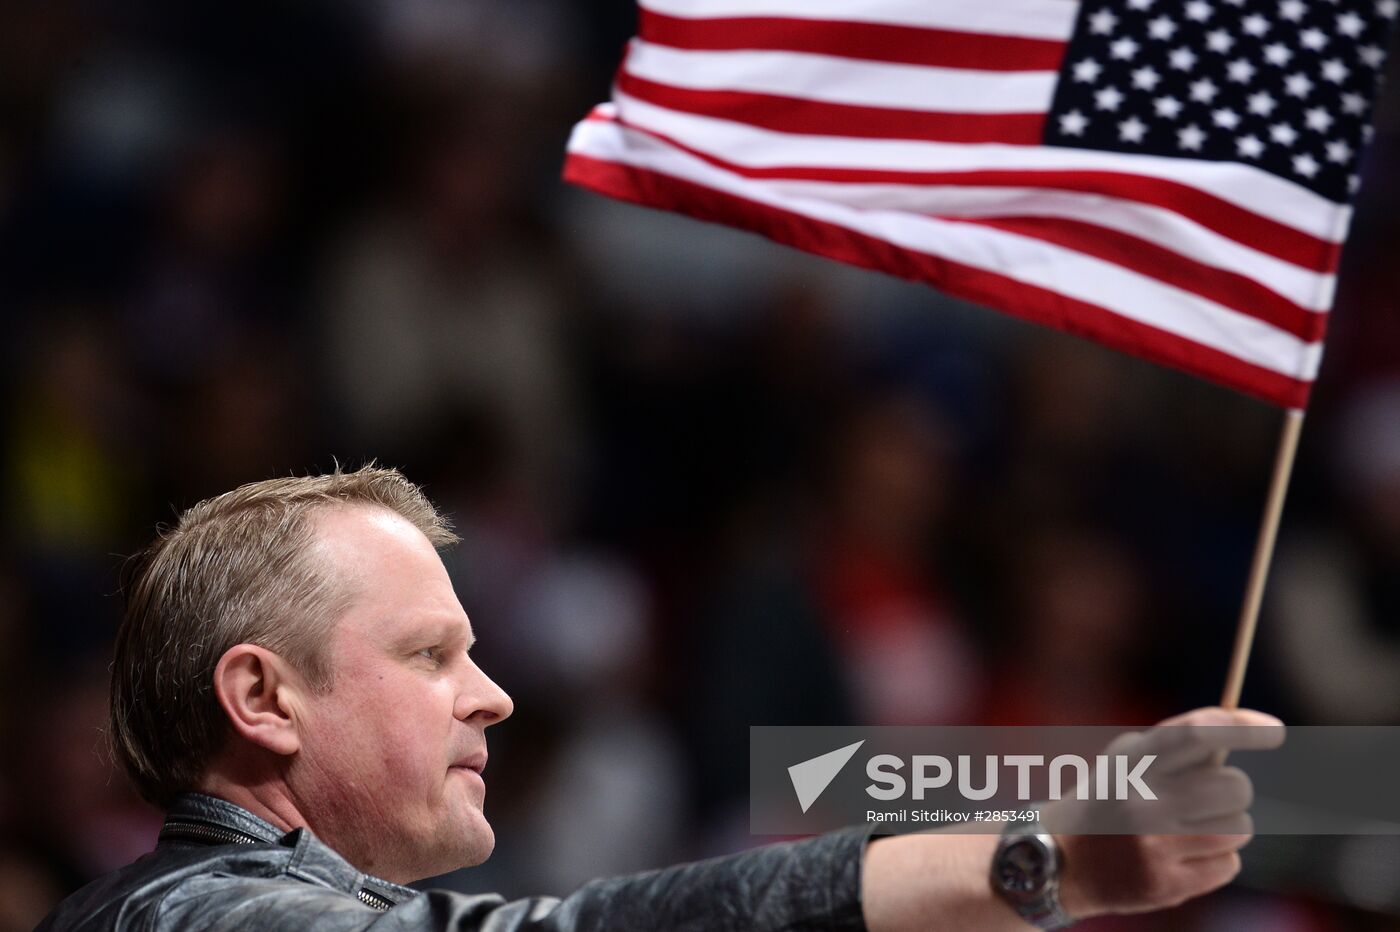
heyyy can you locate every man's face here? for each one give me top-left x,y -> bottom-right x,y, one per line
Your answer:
288,505 -> 513,883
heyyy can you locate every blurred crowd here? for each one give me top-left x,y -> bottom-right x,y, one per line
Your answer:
1,2 -> 1399,930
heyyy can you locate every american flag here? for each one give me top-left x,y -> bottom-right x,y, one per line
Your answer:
563,0 -> 1397,408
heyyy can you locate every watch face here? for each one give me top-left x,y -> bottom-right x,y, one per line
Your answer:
998,838 -> 1049,895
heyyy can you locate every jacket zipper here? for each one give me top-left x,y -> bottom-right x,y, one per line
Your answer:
159,820 -> 263,847
357,888 -> 394,911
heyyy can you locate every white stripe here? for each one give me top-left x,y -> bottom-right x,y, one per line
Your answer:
568,118 -> 1324,379
625,40 -> 1057,114
611,91 -> 1352,243
762,180 -> 1334,311
641,0 -> 1080,41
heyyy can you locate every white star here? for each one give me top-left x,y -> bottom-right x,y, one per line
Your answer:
1213,108 -> 1242,129
1237,135 -> 1266,158
1128,0 -> 1155,10
1169,47 -> 1200,70
1223,0 -> 1246,5
1110,36 -> 1141,60
1242,13 -> 1271,35
1089,9 -> 1119,33
1132,66 -> 1163,90
1285,72 -> 1315,97
1248,91 -> 1278,115
1380,0 -> 1399,19
1263,43 -> 1294,66
1073,58 -> 1104,82
1337,11 -> 1365,36
1326,139 -> 1354,163
1178,124 -> 1208,150
1304,107 -> 1334,132
1095,86 -> 1126,111
1155,95 -> 1185,118
1359,45 -> 1386,68
1321,59 -> 1350,83
1119,116 -> 1149,142
1292,153 -> 1320,178
1271,122 -> 1300,145
1299,27 -> 1328,50
1059,109 -> 1090,135
1190,78 -> 1221,102
1341,92 -> 1368,114
1350,174 -> 1361,194
1227,58 -> 1257,83
1148,16 -> 1179,39
1279,0 -> 1307,20
1365,124 -> 1375,143
1185,0 -> 1214,20
1206,29 -> 1235,53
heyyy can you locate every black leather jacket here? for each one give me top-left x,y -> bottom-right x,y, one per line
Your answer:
38,795 -> 872,931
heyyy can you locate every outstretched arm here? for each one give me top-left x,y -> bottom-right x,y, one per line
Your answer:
860,706 -> 1283,931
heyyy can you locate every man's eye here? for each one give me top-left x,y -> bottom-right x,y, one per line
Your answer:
417,647 -> 442,663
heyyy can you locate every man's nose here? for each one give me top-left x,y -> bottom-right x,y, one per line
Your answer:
454,660 -> 513,725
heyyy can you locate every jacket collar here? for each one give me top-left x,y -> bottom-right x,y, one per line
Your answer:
163,793 -> 286,844
160,793 -> 418,909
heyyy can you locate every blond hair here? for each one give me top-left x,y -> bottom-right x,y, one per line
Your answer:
110,465 -> 457,807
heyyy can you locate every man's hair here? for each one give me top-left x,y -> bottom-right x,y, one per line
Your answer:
109,465 -> 458,808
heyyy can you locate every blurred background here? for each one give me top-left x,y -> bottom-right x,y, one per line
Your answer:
1,1 -> 1398,929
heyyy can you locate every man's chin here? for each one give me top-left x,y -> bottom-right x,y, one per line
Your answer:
431,812 -> 496,874
459,823 -> 495,868
400,831 -> 494,884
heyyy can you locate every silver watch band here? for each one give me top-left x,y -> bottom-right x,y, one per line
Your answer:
1015,883 -> 1075,931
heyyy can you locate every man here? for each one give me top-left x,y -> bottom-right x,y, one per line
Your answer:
40,466 -> 1281,930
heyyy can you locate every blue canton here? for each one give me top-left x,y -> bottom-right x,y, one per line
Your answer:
1045,0 -> 1398,202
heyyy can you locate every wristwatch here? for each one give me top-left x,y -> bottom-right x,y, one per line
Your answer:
989,821 -> 1075,929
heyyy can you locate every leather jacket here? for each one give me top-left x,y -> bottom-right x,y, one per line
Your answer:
37,794 -> 872,931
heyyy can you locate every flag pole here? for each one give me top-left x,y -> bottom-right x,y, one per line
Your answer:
1219,407 -> 1306,709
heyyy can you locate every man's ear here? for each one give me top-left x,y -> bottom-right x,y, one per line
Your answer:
212,644 -> 307,757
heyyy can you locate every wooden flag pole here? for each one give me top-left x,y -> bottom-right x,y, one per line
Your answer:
1219,407 -> 1307,709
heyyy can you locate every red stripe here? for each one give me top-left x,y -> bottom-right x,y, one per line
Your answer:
607,111 -> 1342,275
638,9 -> 1066,72
947,216 -> 1329,342
617,71 -> 1045,145
563,151 -> 1313,408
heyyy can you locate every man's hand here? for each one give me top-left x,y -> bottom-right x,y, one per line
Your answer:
1054,706 -> 1285,919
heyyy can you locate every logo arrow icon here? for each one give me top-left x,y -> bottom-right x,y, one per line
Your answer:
788,740 -> 865,813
